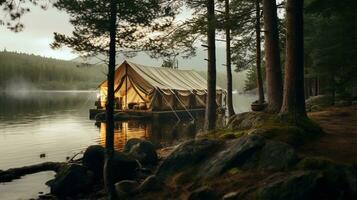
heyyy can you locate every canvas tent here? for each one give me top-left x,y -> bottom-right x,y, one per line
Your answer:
98,60 -> 225,111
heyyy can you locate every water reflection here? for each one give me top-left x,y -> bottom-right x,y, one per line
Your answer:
99,121 -> 149,150
97,117 -> 205,150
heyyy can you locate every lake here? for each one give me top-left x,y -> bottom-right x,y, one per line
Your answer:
0,90 -> 256,200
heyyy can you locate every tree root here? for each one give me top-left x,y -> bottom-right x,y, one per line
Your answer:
0,162 -> 65,183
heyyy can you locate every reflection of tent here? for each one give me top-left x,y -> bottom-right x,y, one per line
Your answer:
98,60 -> 225,111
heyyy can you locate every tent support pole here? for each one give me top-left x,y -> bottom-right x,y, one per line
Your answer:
157,89 -> 181,123
125,63 -> 128,110
171,91 -> 195,121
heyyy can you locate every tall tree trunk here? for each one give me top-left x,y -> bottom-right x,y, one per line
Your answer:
280,0 -> 306,119
205,0 -> 217,131
225,0 -> 235,117
262,0 -> 283,112
255,0 -> 265,104
104,0 -> 117,199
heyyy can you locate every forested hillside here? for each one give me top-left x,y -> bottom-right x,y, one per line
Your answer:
0,51 -> 105,90
0,51 -> 247,91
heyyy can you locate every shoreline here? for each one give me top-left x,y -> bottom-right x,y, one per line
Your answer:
2,105 -> 357,200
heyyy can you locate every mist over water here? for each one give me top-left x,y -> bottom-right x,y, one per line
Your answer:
2,76 -> 39,97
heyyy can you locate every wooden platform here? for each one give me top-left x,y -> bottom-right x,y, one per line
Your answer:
89,108 -> 206,121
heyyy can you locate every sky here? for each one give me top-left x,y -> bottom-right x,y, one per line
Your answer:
0,3 -> 194,61
0,2 -> 283,61
0,4 -> 76,60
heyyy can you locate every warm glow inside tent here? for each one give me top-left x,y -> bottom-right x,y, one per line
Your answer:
98,60 -> 225,111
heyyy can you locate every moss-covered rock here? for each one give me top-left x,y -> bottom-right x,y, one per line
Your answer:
257,141 -> 298,171
156,139 -> 223,181
226,111 -> 323,147
248,125 -> 305,147
305,95 -> 334,111
227,112 -> 268,130
198,134 -> 265,178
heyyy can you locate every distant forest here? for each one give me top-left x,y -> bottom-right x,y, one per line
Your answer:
0,50 -> 105,90
0,50 -> 247,92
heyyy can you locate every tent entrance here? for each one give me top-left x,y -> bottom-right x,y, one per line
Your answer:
116,75 -> 148,110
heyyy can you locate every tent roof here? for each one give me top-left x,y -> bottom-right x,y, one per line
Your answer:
99,60 -> 223,91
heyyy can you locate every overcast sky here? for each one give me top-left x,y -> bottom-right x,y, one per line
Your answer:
0,4 -> 77,60
0,2 -> 283,61
0,4 -> 195,61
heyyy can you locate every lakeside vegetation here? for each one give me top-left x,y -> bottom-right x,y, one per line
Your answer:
0,51 -> 105,90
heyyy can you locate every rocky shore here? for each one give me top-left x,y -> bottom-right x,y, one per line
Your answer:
25,105 -> 356,200
1,105 -> 356,200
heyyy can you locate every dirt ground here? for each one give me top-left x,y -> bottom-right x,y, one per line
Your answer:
299,105 -> 357,165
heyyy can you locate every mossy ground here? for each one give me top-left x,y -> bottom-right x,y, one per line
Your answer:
299,105 -> 357,165
219,105 -> 357,166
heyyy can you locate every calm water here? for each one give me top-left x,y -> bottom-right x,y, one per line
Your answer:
0,90 -> 255,200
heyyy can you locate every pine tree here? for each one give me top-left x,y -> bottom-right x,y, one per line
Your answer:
225,0 -> 235,117
206,0 -> 217,131
255,0 -> 264,104
262,0 -> 283,112
280,0 -> 306,119
50,0 -> 175,198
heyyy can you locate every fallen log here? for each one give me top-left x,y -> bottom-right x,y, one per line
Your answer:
0,162 -> 65,183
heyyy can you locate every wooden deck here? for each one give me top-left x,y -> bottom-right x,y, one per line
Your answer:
89,108 -> 206,121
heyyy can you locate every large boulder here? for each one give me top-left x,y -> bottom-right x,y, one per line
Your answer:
115,180 -> 139,199
124,139 -> 158,165
138,175 -> 163,192
255,170 -> 323,200
156,139 -> 223,180
82,145 -> 139,182
188,186 -> 219,200
198,134 -> 265,178
111,152 -> 140,182
47,164 -> 94,196
257,141 -> 298,171
156,135 -> 266,181
298,157 -> 357,198
255,166 -> 357,200
82,145 -> 105,179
